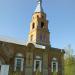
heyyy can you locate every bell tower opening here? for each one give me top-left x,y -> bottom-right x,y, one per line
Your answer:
41,22 -> 44,28
32,22 -> 35,29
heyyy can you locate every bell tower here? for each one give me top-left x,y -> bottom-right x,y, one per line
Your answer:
28,0 -> 50,46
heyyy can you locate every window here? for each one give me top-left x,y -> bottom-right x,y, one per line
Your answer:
32,23 -> 35,29
34,60 -> 42,72
36,61 -> 40,70
41,22 -> 44,28
14,53 -> 24,71
37,15 -> 39,18
34,56 -> 42,72
51,58 -> 58,72
15,58 -> 21,71
53,62 -> 56,72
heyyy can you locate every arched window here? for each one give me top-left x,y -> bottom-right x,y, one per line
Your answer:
32,22 -> 35,29
37,15 -> 39,18
41,22 -> 44,28
14,53 -> 24,71
51,58 -> 58,73
34,56 -> 42,72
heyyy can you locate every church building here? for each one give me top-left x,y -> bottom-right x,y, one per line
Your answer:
0,0 -> 64,75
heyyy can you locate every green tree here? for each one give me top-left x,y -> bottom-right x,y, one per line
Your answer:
64,45 -> 75,75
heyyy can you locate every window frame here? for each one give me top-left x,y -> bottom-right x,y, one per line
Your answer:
34,56 -> 42,72
34,59 -> 42,72
14,53 -> 24,71
51,58 -> 58,72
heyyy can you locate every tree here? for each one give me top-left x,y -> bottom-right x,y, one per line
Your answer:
64,45 -> 75,75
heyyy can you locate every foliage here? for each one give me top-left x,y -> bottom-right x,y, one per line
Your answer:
64,45 -> 75,75
64,56 -> 75,75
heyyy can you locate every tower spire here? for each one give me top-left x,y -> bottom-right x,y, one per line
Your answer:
34,0 -> 44,13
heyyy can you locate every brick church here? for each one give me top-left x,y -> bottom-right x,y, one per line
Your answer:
0,0 -> 65,75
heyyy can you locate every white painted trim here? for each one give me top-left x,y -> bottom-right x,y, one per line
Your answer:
52,58 -> 57,61
16,53 -> 24,57
34,44 -> 46,49
34,60 -> 36,71
21,58 -> 24,71
56,62 -> 58,72
51,61 -> 53,72
36,56 -> 41,59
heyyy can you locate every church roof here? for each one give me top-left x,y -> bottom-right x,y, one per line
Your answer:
0,36 -> 46,49
0,36 -> 25,45
34,0 -> 44,13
